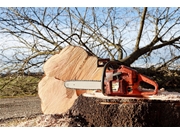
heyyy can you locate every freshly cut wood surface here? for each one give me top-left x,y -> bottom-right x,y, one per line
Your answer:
38,76 -> 77,114
82,90 -> 180,100
38,45 -> 103,114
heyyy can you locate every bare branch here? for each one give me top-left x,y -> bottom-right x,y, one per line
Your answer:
135,7 -> 147,50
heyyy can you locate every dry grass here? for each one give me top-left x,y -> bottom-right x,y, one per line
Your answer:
0,75 -> 41,98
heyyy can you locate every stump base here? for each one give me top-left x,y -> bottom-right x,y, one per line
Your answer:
68,92 -> 180,127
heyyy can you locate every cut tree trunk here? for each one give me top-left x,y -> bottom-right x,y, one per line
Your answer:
68,91 -> 180,127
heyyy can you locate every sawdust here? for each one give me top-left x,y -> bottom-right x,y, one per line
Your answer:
151,89 -> 180,100
16,113 -> 88,127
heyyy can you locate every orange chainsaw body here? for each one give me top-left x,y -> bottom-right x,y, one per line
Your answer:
99,60 -> 158,97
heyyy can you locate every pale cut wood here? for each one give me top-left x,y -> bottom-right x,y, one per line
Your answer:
42,46 -> 75,76
75,56 -> 102,80
38,76 -> 77,114
38,45 -> 103,114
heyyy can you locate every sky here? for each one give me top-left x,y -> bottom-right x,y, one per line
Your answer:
1,0 -> 179,7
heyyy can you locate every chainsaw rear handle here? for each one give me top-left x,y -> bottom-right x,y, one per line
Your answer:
117,65 -> 159,96
135,73 -> 158,95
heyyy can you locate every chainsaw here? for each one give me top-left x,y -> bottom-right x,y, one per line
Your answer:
65,59 -> 158,97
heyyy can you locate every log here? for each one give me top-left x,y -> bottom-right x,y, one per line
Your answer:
38,45 -> 103,114
68,91 -> 180,127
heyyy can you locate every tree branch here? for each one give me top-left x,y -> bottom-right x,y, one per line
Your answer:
135,7 -> 147,50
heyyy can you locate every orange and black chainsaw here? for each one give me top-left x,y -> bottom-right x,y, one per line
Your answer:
65,59 -> 158,97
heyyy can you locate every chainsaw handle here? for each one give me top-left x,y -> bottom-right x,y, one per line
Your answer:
137,74 -> 158,95
101,61 -> 109,94
101,61 -> 122,95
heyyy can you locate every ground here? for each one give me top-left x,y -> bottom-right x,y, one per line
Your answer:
0,96 -> 42,126
0,96 -> 87,127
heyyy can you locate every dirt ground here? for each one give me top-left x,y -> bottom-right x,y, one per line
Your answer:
0,96 -> 43,126
0,96 -> 87,127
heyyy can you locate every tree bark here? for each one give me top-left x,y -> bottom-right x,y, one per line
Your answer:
69,92 -> 180,127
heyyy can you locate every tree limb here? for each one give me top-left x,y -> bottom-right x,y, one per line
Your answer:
135,7 -> 147,50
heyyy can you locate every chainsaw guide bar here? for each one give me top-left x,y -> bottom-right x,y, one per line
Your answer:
64,80 -> 101,90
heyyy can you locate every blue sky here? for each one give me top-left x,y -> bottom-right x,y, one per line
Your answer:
1,0 -> 179,7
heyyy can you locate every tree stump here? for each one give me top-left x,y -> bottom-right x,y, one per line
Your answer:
68,92 -> 180,127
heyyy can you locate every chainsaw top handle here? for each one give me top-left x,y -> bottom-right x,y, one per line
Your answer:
101,60 -> 122,94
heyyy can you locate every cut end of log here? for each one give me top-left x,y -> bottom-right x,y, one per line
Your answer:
38,45 -> 103,114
